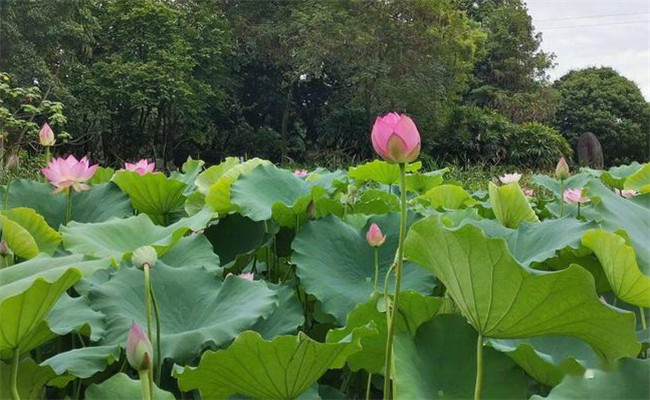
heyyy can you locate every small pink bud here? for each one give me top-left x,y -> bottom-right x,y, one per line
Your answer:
366,223 -> 386,247
126,321 -> 153,372
563,188 -> 589,204
498,173 -> 522,184
555,157 -> 570,180
293,169 -> 308,178
0,240 -> 9,256
523,187 -> 534,197
371,113 -> 421,164
39,122 -> 56,146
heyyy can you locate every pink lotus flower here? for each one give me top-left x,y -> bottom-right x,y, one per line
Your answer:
366,223 -> 386,247
498,173 -> 522,184
555,157 -> 570,180
226,272 -> 255,281
371,113 -> 421,164
124,159 -> 155,175
39,122 -> 55,146
126,320 -> 153,372
615,188 -> 638,198
41,155 -> 98,193
563,188 -> 589,204
523,187 -> 535,197
293,169 -> 308,178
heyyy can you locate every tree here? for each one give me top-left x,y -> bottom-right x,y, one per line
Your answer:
553,67 -> 650,165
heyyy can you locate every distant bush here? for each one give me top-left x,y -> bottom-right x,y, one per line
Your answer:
507,122 -> 572,168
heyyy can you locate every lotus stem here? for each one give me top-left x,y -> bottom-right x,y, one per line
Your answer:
139,369 -> 153,400
558,179 -> 564,218
383,163 -> 407,400
640,307 -> 647,330
373,248 -> 379,292
366,372 -> 373,400
11,347 -> 20,400
150,285 -> 162,385
143,264 -> 155,398
45,147 -> 51,165
65,188 -> 73,224
474,333 -> 484,400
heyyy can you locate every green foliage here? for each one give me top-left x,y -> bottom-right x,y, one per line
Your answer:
507,122 -> 573,169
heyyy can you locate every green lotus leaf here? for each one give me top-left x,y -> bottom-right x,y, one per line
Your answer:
348,160 -> 421,185
88,264 -> 278,363
113,171 -> 187,225
623,163 -> 650,193
41,345 -> 120,379
253,283 -> 305,339
541,248 -> 611,293
46,293 -> 106,342
589,162 -> 643,189
531,358 -> 649,400
175,327 -> 371,400
464,218 -> 597,267
3,180 -> 132,228
404,216 -> 640,362
354,189 -> 399,215
195,157 -> 240,195
292,214 -> 435,323
419,184 -> 476,210
85,372 -> 175,400
170,157 -> 205,193
88,167 -> 115,184
532,172 -> 594,195
0,255 -> 111,357
205,158 -> 271,214
405,168 -> 448,193
0,207 -> 61,259
184,190 -> 206,216
394,314 -> 528,400
488,182 -> 539,228
326,291 -> 444,373
159,234 -> 220,273
0,357 -> 66,400
582,229 -> 650,307
204,213 -> 273,267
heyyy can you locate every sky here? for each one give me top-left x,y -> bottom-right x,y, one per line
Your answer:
526,0 -> 650,100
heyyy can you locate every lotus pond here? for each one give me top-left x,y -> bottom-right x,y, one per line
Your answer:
0,156 -> 649,400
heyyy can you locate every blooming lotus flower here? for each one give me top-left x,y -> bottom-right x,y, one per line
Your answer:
293,169 -> 308,178
615,188 -> 638,198
124,159 -> 155,176
523,187 -> 534,197
499,173 -> 522,184
563,188 -> 589,204
39,122 -> 55,146
41,155 -> 98,193
555,157 -> 570,180
126,321 -> 153,372
371,113 -> 421,164
366,223 -> 386,247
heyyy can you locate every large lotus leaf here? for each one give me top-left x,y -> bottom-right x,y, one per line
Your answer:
353,189 -> 399,215
464,218 -> 597,267
0,357 -> 64,400
488,182 -> 539,228
158,234 -> 220,273
0,207 -> 61,259
85,372 -> 175,400
292,213 -> 435,323
532,358 -> 650,400
487,335 -> 600,387
3,180 -> 132,228
46,293 -> 106,342
253,284 -> 305,339
404,216 -> 640,362
326,291 -> 444,373
394,314 -> 528,400
60,211 -> 212,261
170,157 -> 205,193
41,344 -> 120,379
175,328 -> 370,400
88,166 -> 116,184
348,160 -> 421,185
542,248 -> 611,293
585,177 -> 650,273
531,172 -> 594,195
195,157 -> 240,195
419,184 -> 476,210
586,162 -> 642,189
622,163 -> 650,193
113,171 -> 187,224
304,168 -> 348,190
0,255 -> 111,357
205,158 -> 271,214
273,186 -> 344,229
405,168 -> 448,193
204,213 -> 273,267
88,264 -> 277,363
582,229 -> 650,307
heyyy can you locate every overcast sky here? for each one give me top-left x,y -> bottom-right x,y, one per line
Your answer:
526,0 -> 650,100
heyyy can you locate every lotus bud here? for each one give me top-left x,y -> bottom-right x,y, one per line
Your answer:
39,123 -> 56,146
555,157 -> 570,180
366,223 -> 386,247
126,321 -> 153,372
132,245 -> 157,269
371,112 -> 421,164
306,199 -> 316,220
5,154 -> 19,171
0,240 -> 9,256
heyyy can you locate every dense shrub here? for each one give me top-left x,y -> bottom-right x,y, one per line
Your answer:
507,122 -> 572,168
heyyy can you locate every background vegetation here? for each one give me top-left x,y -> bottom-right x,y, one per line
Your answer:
1,0 -> 648,171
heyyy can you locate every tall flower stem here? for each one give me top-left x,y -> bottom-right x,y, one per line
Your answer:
558,179 -> 564,218
11,347 -> 20,400
640,307 -> 647,330
65,189 -> 73,224
383,163 -> 407,400
150,285 -> 162,385
373,248 -> 380,292
139,369 -> 153,400
143,264 -> 155,398
45,147 -> 51,165
474,333 -> 484,400
577,203 -> 581,219
366,372 -> 373,400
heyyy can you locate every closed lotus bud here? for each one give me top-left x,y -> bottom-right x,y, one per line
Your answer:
5,154 -> 19,171
371,113 -> 421,164
132,245 -> 157,269
306,199 -> 316,220
555,157 -> 570,180
126,321 -> 153,372
39,122 -> 56,146
366,223 -> 386,247
0,240 -> 9,256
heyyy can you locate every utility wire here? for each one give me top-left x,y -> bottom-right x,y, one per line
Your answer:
535,11 -> 650,23
537,19 -> 650,30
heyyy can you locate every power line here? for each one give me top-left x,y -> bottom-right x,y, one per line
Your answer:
535,11 -> 650,23
537,19 -> 650,30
